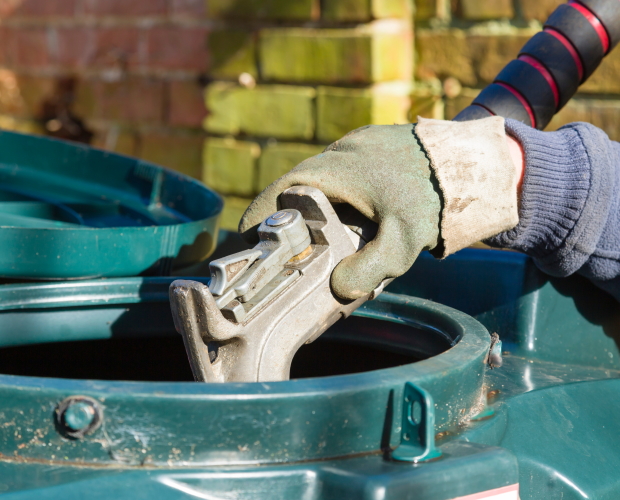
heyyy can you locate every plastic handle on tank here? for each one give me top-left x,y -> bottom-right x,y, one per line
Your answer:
454,0 -> 620,130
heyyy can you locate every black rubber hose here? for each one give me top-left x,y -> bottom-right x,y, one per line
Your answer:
454,0 -> 620,129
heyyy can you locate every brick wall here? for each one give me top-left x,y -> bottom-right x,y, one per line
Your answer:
1,0 -> 619,231
0,0 -> 209,180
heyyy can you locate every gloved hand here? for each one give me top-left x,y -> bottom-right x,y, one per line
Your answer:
240,124 -> 442,300
239,117 -> 519,300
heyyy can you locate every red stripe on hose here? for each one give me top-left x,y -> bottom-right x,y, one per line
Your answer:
471,103 -> 495,116
569,0 -> 610,53
544,28 -> 584,82
495,82 -> 536,128
518,54 -> 560,109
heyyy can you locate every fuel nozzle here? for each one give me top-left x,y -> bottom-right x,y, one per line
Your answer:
169,186 -> 388,383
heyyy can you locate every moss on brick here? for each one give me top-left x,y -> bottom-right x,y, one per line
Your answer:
317,82 -> 411,143
459,0 -> 513,20
203,82 -> 244,135
260,25 -> 412,84
204,83 -> 316,140
203,137 -> 260,196
207,0 -> 318,20
239,85 -> 316,140
416,29 -> 534,86
140,130 -> 205,179
220,196 -> 253,231
322,0 -> 412,21
257,142 -> 325,190
208,30 -> 258,80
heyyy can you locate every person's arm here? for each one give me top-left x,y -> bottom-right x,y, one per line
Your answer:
487,119 -> 620,301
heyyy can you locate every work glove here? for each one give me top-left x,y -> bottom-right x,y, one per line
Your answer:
239,117 -> 519,300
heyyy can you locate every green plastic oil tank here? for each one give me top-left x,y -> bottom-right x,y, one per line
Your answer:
0,247 -> 617,499
0,130 -> 222,279
0,272 -> 521,499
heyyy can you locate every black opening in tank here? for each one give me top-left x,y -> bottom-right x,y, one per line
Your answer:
0,316 -> 453,381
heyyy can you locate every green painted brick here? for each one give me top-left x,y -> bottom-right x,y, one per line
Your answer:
202,137 -> 260,196
203,82 -> 244,135
220,196 -> 253,231
208,30 -> 258,79
257,142 -> 326,190
323,0 -> 413,21
316,82 -> 412,143
204,84 -> 316,140
260,25 -> 413,84
239,85 -> 316,140
207,0 -> 319,20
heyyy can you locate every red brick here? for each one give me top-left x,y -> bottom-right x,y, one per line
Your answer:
54,27 -> 96,68
92,27 -> 144,68
139,130 -> 205,178
0,27 -> 8,66
5,0 -> 78,17
80,0 -> 167,16
168,80 -> 206,128
4,26 -> 51,68
169,0 -> 206,16
75,77 -> 165,124
146,26 -> 209,71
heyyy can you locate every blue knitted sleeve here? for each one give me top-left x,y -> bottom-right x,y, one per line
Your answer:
486,119 -> 620,301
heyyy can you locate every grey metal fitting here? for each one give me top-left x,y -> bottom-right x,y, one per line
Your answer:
258,209 -> 311,256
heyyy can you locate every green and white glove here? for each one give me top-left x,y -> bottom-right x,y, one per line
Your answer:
239,117 -> 519,300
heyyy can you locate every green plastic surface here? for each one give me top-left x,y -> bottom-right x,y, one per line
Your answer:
0,130 -> 222,279
0,242 -> 618,498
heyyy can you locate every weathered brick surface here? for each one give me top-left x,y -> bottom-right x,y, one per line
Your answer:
207,0 -> 319,20
220,196 -> 252,231
257,142 -> 325,190
409,89 -> 444,120
204,83 -> 316,140
203,137 -> 260,196
75,77 -> 165,124
444,87 -> 480,120
0,114 -> 45,134
92,27 -> 143,68
91,126 -> 138,157
260,25 -> 413,84
579,48 -> 620,94
54,27 -> 96,68
203,82 -> 243,135
0,73 -> 55,118
168,80 -> 206,128
322,0 -> 412,21
140,130 -> 205,178
240,85 -> 316,140
169,0 -> 206,16
459,0 -> 513,20
415,0 -> 447,20
416,29 -> 533,86
519,0 -> 563,22
4,0 -> 78,17
80,0 -> 168,16
547,99 -> 620,141
208,30 -> 258,80
317,82 -> 411,143
4,27 -> 51,68
146,26 -> 209,71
